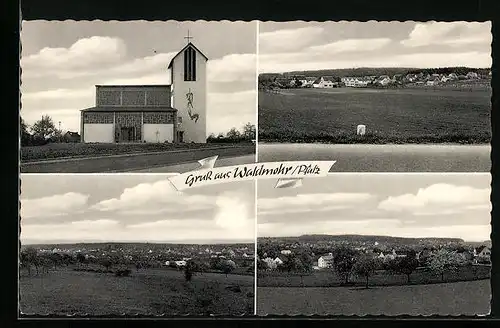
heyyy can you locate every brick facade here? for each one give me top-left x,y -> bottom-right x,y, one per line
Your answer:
83,112 -> 114,124
143,112 -> 174,124
96,86 -> 171,107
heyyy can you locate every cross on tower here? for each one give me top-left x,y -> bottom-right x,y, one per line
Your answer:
184,30 -> 193,44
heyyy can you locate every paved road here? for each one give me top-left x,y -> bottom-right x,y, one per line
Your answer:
21,145 -> 256,173
257,143 -> 490,172
132,154 -> 256,173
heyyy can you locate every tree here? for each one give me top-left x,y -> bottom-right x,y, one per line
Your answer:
218,259 -> 236,277
100,258 -> 113,271
332,246 -> 358,284
242,123 -> 256,140
428,249 -> 465,281
226,127 -> 241,140
20,247 -> 38,276
31,115 -> 57,140
76,253 -> 86,267
184,260 -> 196,282
353,255 -> 378,289
20,117 -> 33,146
389,256 -> 419,283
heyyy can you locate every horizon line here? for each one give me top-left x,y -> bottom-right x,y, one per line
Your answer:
259,66 -> 492,75
256,234 -> 489,243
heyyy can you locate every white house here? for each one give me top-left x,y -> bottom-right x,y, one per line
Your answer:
263,257 -> 278,270
175,260 -> 187,267
274,257 -> 284,265
313,76 -> 337,88
378,76 -> 392,86
281,249 -> 292,255
466,71 -> 479,79
318,253 -> 334,269
81,38 -> 208,144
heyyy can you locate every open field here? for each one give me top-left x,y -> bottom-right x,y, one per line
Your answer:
256,279 -> 490,315
258,87 -> 491,144
21,142 -> 255,162
20,143 -> 256,173
20,267 -> 254,316
257,265 -> 491,288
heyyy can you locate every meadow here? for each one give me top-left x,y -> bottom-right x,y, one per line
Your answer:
257,265 -> 490,288
258,87 -> 491,144
257,279 -> 490,315
19,267 -> 254,316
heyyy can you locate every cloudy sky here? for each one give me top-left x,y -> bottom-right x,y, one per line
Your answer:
20,174 -> 255,244
20,21 -> 257,134
259,21 -> 492,73
258,173 -> 491,242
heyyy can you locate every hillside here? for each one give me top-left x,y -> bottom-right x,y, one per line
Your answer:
21,241 -> 254,250
258,234 -> 465,245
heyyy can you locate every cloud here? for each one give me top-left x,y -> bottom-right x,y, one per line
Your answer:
377,183 -> 490,213
208,53 -> 256,83
91,179 -> 215,214
401,22 -> 491,48
214,192 -> 254,233
259,192 -> 373,212
259,26 -> 325,53
21,192 -> 90,220
22,36 -> 127,72
308,38 -> 392,54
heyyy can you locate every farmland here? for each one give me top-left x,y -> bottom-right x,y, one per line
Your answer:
256,279 -> 490,315
258,87 -> 491,144
20,266 -> 254,316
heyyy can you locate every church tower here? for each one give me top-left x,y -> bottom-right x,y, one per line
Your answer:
168,32 -> 208,143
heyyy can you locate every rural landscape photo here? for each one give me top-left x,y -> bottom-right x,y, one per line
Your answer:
20,20 -> 257,173
257,173 -> 491,315
19,174 -> 255,316
257,21 -> 491,172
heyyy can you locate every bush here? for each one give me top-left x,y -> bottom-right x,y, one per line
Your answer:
114,269 -> 132,277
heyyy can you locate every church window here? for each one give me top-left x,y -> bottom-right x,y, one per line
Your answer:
183,47 -> 196,81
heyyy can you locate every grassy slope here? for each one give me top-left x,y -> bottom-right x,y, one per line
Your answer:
258,88 -> 491,144
20,267 -> 254,315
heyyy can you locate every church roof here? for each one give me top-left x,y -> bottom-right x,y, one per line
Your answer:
81,106 -> 177,112
167,42 -> 209,69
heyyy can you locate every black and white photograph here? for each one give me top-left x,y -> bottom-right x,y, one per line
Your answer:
19,174 -> 255,316
20,21 -> 257,173
257,21 -> 492,172
256,173 -> 491,315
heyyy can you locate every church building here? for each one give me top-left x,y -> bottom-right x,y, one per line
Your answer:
80,37 -> 208,144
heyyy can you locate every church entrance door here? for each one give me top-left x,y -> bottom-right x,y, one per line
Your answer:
120,127 -> 135,142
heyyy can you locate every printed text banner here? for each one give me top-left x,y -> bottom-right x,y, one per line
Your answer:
168,161 -> 336,191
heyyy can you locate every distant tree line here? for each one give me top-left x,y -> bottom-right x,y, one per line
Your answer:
21,115 -> 79,147
207,122 -> 255,144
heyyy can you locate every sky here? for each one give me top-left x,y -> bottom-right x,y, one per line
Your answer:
258,173 -> 491,242
20,174 -> 255,244
20,21 -> 257,135
259,21 -> 492,73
